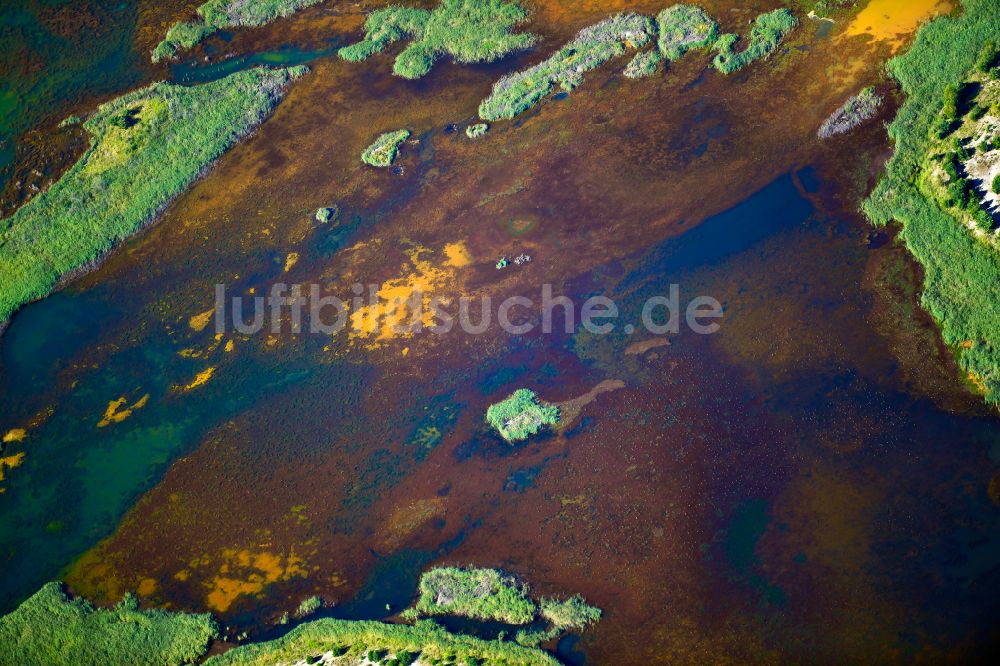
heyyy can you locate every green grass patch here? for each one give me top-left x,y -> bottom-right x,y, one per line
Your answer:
362,129 -> 411,167
315,206 -> 339,223
338,0 -> 536,79
203,618 -> 560,666
712,9 -> 798,75
295,595 -> 323,618
485,388 -> 559,442
623,49 -> 663,79
0,582 -> 218,666
479,13 -> 654,121
152,21 -> 214,63
479,6 -> 795,121
466,123 -> 490,138
152,0 -> 324,62
863,0 -> 1000,402
0,66 -> 305,326
412,567 -> 537,624
538,595 -> 601,631
656,4 -> 719,61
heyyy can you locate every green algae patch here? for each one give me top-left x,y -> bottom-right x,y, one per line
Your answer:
0,582 -> 218,666
863,0 -> 1000,402
656,4 -> 719,61
486,388 -> 559,442
0,66 -> 305,326
362,129 -> 411,167
712,9 -> 798,75
479,13 -> 654,121
203,618 -> 560,666
411,567 -> 536,624
338,0 -> 536,80
153,0 -> 324,62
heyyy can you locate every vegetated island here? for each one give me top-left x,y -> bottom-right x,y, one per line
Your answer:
466,123 -> 489,139
362,130 -> 411,167
152,0 -> 325,63
316,205 -> 340,224
202,618 -> 560,666
711,8 -> 798,75
0,66 -> 305,328
400,566 -> 602,649
818,86 -> 883,138
406,566 -> 536,624
863,0 -> 1000,403
338,0 -> 536,79
478,5 -> 796,122
0,571 -> 590,666
0,582 -> 218,666
485,388 -> 560,442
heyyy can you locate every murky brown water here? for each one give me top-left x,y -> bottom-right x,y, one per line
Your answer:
4,0 -> 1000,663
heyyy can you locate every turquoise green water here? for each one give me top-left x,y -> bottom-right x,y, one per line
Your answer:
0,1 -> 144,140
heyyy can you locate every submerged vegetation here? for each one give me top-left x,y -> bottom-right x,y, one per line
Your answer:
410,567 -> 537,624
818,86 -> 883,138
153,0 -> 324,62
0,582 -> 218,666
863,0 -> 1000,402
0,66 -> 304,327
485,389 -> 560,442
338,0 -> 536,79
712,9 -> 798,75
362,130 -> 411,167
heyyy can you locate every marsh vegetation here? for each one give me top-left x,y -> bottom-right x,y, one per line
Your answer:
0,66 -> 305,327
863,0 -> 1000,402
818,86 -> 883,138
712,9 -> 798,75
362,130 -> 411,167
409,567 -> 536,624
485,389 -> 560,442
0,582 -> 217,666
153,0 -> 325,62
338,0 -> 536,80
479,5 -> 797,121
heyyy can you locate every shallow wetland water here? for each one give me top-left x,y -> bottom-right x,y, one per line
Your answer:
3,0 -> 1000,662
